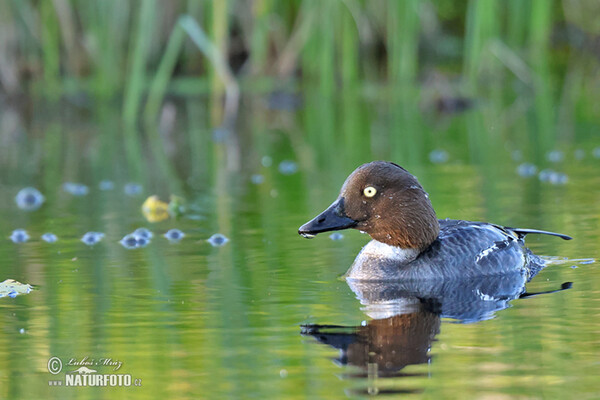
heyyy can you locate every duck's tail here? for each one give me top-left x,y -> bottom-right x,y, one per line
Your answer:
509,228 -> 572,241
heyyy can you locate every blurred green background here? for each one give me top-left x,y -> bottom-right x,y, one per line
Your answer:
1,1 -> 599,399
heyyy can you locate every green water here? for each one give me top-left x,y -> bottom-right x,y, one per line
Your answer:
0,86 -> 599,399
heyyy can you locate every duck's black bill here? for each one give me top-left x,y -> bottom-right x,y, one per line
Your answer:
298,198 -> 357,237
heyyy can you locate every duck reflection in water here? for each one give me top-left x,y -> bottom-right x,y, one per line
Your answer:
301,274 -> 571,393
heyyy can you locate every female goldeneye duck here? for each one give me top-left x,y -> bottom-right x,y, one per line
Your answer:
298,161 -> 572,281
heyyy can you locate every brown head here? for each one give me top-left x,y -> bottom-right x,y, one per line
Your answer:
298,161 -> 440,250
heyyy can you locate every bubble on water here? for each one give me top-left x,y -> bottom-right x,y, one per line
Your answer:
574,149 -> 585,160
10,229 -> 29,243
207,233 -> 229,247
164,229 -> 185,242
63,182 -> 89,196
15,187 -> 45,211
539,169 -> 568,185
261,156 -> 272,167
549,172 -> 568,185
120,234 -> 139,249
124,183 -> 143,196
429,149 -> 449,164
511,150 -> 522,161
546,150 -> 564,163
329,232 -> 344,241
279,369 -> 288,378
516,163 -> 537,177
41,233 -> 58,243
99,180 -> 115,191
81,232 -> 104,246
593,147 -> 600,159
251,174 -> 265,184
134,228 -> 153,240
538,169 -> 554,182
278,160 -> 298,175
19,328 -> 25,334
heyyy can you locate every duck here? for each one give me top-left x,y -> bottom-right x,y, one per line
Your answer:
298,161 -> 572,281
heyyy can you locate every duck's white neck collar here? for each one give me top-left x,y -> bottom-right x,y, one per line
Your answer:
359,240 -> 420,263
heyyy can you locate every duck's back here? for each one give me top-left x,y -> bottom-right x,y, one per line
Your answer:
346,219 -> 542,281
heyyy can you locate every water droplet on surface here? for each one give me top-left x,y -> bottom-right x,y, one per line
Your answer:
164,229 -> 185,242
329,232 -> 344,241
81,232 -> 104,246
10,229 -> 29,243
15,187 -> 45,211
429,149 -> 449,164
208,233 -> 229,247
41,233 -> 58,243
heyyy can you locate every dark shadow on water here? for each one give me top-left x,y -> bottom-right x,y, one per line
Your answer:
301,272 -> 571,394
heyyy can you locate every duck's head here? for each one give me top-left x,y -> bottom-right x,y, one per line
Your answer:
298,161 -> 440,251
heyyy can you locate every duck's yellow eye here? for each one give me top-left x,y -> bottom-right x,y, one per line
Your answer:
363,186 -> 377,198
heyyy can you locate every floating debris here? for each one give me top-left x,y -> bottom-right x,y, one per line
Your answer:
10,229 -> 29,243
546,150 -> 564,163
99,180 -> 115,191
141,195 -> 169,222
278,160 -> 298,175
574,149 -> 585,160
516,163 -> 538,177
15,187 -> 45,211
41,233 -> 58,243
329,232 -> 344,241
133,228 -> 153,240
429,149 -> 449,164
261,156 -> 273,167
207,233 -> 229,247
251,174 -> 265,184
81,232 -> 104,246
124,183 -> 143,196
63,182 -> 89,196
164,229 -> 185,242
0,279 -> 33,298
